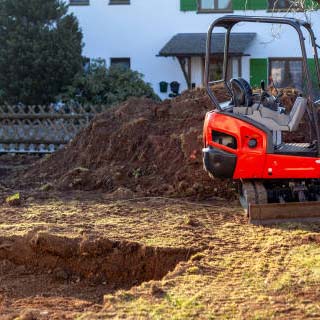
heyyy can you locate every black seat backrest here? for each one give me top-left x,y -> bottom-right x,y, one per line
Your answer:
230,78 -> 253,107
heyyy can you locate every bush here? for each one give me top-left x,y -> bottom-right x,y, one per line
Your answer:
0,0 -> 83,105
60,59 -> 159,105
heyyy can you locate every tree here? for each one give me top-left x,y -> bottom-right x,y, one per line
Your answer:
60,59 -> 159,106
244,0 -> 320,15
287,0 -> 319,17
269,0 -> 320,17
0,0 -> 83,105
259,0 -> 320,48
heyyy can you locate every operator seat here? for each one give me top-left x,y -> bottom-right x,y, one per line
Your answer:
246,97 -> 307,132
230,77 -> 307,132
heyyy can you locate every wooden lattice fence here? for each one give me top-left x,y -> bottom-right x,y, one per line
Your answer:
0,105 -> 107,153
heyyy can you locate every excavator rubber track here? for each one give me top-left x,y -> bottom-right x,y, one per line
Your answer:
241,181 -> 320,225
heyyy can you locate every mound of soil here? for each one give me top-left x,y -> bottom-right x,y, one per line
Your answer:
25,86 -> 303,199
25,86 -> 236,199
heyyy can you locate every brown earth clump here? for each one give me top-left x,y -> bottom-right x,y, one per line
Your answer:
25,86 -> 306,199
26,86 -> 236,199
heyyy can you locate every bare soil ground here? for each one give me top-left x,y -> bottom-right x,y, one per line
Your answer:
0,87 -> 318,319
1,156 -> 320,319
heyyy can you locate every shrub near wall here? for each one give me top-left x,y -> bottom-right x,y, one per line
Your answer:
60,60 -> 159,106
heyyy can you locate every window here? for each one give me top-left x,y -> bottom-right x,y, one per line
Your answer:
110,58 -> 131,69
109,0 -> 130,4
69,0 -> 89,5
198,0 -> 232,12
205,57 -> 241,83
268,0 -> 291,10
269,58 -> 303,89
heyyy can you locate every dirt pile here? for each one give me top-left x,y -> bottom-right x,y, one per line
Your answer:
26,86 -> 236,199
25,86 -> 305,199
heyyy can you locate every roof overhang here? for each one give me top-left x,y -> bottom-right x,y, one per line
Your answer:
158,33 -> 256,57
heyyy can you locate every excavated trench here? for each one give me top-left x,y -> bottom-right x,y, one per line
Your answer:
0,231 -> 196,293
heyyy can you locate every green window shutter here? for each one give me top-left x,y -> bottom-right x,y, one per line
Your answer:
232,0 -> 244,10
250,59 -> 268,88
180,0 -> 197,11
234,0 -> 267,10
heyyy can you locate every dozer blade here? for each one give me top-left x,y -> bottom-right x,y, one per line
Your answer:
249,201 -> 320,225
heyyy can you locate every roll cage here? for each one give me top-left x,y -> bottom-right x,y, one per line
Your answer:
205,15 -> 320,155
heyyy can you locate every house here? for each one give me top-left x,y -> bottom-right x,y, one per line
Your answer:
69,0 -> 320,98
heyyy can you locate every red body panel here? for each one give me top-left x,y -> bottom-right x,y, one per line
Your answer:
262,155 -> 320,179
203,111 -> 320,180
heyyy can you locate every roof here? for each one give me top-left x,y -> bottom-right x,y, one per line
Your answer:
158,33 -> 256,57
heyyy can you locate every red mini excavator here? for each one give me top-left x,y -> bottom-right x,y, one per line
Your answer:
202,15 -> 320,224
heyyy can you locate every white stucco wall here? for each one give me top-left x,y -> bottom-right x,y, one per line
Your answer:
69,1 -> 320,98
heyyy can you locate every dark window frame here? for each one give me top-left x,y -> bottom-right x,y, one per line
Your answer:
69,0 -> 89,5
197,0 -> 233,13
202,55 -> 242,85
109,0 -> 130,5
110,57 -> 131,69
269,57 -> 303,89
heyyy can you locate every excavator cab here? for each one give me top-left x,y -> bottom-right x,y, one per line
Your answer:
202,15 -> 320,224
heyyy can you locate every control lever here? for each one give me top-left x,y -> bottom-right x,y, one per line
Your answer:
275,91 -> 283,102
260,80 -> 269,99
275,91 -> 285,114
257,80 -> 268,110
269,77 -> 279,96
